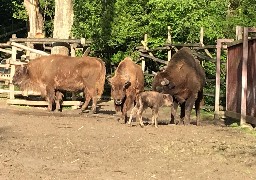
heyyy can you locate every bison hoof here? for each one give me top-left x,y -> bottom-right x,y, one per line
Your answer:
139,123 -> 144,128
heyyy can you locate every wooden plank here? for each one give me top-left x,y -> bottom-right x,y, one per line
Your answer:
11,42 -> 49,56
0,42 -> 11,47
6,99 -> 82,106
236,26 -> 243,40
225,111 -> 256,125
214,40 -> 222,119
9,35 -> 16,100
227,40 -> 243,47
9,38 -> 91,45
0,48 -> 12,54
241,27 -> 248,125
164,43 -> 201,47
139,52 -> 168,65
167,26 -> 172,61
248,27 -> 256,33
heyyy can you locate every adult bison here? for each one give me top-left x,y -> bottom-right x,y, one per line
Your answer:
109,57 -> 144,123
152,47 -> 205,125
12,54 -> 106,113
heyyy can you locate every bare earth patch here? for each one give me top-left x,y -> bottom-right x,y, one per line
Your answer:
0,99 -> 255,180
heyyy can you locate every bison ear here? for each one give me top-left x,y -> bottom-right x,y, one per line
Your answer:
22,65 -> 28,74
163,94 -> 172,100
161,78 -> 169,86
152,71 -> 157,76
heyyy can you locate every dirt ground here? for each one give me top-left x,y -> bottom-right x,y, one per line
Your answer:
0,99 -> 256,180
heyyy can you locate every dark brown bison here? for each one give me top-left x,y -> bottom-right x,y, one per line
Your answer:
152,47 -> 205,125
128,91 -> 173,128
109,57 -> 144,123
12,54 -> 106,113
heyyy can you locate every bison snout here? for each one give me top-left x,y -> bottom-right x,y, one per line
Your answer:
114,99 -> 123,105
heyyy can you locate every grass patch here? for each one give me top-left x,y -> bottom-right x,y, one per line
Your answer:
229,122 -> 256,136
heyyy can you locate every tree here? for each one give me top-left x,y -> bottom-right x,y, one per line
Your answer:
23,0 -> 43,37
51,0 -> 74,55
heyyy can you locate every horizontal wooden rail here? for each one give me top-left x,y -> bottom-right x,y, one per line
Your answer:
9,38 -> 91,45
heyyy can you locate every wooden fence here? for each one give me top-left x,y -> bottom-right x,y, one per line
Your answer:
225,27 -> 256,125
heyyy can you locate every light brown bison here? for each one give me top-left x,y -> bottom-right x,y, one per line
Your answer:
128,91 -> 173,128
152,47 -> 205,125
12,54 -> 106,113
109,57 -> 144,123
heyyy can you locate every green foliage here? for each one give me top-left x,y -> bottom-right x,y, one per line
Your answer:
12,0 -> 27,20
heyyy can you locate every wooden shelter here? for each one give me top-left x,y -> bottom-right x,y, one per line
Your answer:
225,27 -> 256,125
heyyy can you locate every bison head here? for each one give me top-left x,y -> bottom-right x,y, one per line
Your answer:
109,75 -> 131,105
12,65 -> 29,86
152,72 -> 173,94
162,94 -> 173,107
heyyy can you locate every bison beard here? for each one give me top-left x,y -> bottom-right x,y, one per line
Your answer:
152,47 -> 205,126
12,55 -> 106,113
109,57 -> 144,123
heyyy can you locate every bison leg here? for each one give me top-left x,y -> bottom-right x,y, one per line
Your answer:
137,105 -> 145,128
151,109 -> 159,128
55,91 -> 63,112
183,94 -> 197,125
176,102 -> 185,125
46,86 -> 55,111
195,90 -> 203,126
128,105 -> 138,126
171,101 -> 179,124
91,96 -> 98,114
122,96 -> 134,124
81,92 -> 92,113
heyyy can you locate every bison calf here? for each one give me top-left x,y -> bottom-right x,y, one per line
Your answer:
128,91 -> 173,128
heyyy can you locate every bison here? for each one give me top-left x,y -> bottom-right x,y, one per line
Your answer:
12,54 -> 106,113
128,91 -> 173,128
152,47 -> 205,125
109,57 -> 144,123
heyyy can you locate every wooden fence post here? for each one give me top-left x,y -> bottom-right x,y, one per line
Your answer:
214,39 -> 222,120
9,34 -> 17,100
70,44 -> 77,102
141,34 -> 147,72
167,26 -> 172,61
236,26 -> 243,40
241,27 -> 248,125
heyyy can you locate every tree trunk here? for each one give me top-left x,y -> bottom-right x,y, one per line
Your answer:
51,0 -> 74,55
23,0 -> 43,37
24,0 -> 44,59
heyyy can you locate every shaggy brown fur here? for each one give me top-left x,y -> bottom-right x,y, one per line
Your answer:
13,55 -> 106,113
128,91 -> 173,128
152,47 -> 205,125
109,57 -> 144,123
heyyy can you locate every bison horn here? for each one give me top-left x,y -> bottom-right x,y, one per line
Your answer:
161,78 -> 169,86
152,71 -> 157,75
